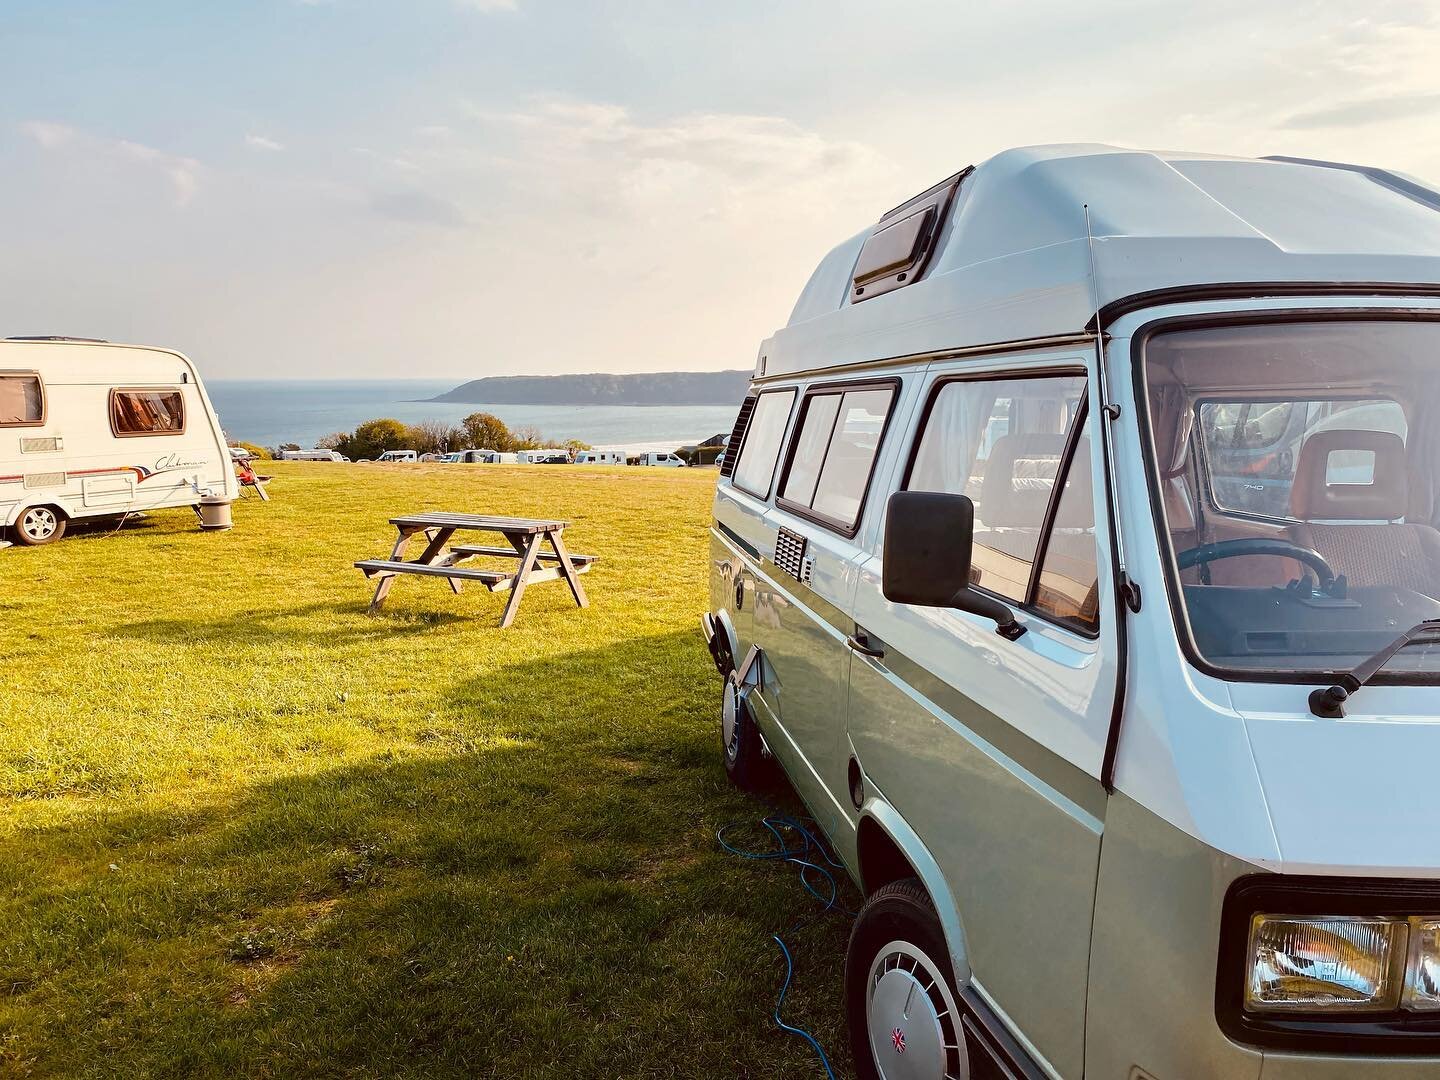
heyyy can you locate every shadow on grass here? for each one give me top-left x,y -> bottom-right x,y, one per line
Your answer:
0,630 -> 854,1079
108,601 -> 472,647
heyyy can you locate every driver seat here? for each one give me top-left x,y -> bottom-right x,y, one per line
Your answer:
1286,429 -> 1440,596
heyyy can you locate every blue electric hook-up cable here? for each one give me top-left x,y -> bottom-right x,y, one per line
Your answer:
717,812 -> 856,1079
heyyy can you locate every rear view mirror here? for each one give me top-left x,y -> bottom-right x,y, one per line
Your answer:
882,491 -> 1025,639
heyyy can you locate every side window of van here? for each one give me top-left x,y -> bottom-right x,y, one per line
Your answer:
779,383 -> 896,533
0,374 -> 44,426
111,389 -> 185,436
908,373 -> 1099,632
731,389 -> 796,498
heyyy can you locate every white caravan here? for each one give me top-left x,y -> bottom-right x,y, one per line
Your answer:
279,449 -> 345,462
703,145 -> 1440,1079
375,449 -> 417,463
575,450 -> 624,465
1,337 -> 236,546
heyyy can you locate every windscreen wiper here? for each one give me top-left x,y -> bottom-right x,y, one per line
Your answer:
1309,619 -> 1440,717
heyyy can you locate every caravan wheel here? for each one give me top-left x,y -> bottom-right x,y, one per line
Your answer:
14,506 -> 65,546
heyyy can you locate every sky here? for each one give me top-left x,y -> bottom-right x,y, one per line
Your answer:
3,0 -> 1440,381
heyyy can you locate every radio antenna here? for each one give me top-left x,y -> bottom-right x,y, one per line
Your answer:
1083,203 -> 1125,571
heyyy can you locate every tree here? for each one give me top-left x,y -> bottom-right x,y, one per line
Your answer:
339,418 -> 411,461
315,432 -> 348,450
509,424 -> 546,451
233,441 -> 271,460
460,412 -> 514,452
562,437 -> 592,454
279,442 -> 301,452
407,419 -> 461,456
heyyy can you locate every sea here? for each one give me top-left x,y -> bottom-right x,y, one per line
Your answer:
207,380 -> 739,453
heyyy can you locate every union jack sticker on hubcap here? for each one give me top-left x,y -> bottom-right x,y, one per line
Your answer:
891,1026 -> 906,1054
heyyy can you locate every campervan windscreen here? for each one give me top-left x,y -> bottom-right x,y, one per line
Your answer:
1142,318 -> 1440,679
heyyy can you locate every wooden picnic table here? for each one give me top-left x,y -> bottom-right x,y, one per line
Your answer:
355,512 -> 596,628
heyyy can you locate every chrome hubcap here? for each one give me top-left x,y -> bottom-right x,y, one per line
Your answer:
866,941 -> 967,1080
21,508 -> 57,540
721,679 -> 740,762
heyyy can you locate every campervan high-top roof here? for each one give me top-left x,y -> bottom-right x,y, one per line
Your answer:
761,143 -> 1440,379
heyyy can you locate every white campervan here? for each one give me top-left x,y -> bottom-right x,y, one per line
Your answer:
1,337 -> 236,546
376,449 -> 418,463
634,451 -> 685,467
575,450 -> 624,465
703,146 -> 1440,1079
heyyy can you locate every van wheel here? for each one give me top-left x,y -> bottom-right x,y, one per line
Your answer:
721,678 -> 768,790
846,879 -> 969,1080
14,506 -> 65,546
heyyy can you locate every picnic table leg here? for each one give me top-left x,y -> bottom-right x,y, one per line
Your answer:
412,528 -> 465,593
548,532 -> 589,609
368,526 -> 420,614
497,532 -> 543,629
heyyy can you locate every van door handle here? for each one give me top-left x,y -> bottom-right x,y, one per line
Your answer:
846,632 -> 885,659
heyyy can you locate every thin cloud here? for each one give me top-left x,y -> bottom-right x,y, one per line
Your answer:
19,120 -> 201,206
245,133 -> 285,151
369,188 -> 467,228
456,0 -> 517,11
1283,92 -> 1440,130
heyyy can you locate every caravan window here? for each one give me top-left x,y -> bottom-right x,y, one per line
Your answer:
907,372 -> 1097,630
0,373 -> 44,427
778,382 -> 897,534
110,389 -> 185,436
731,389 -> 796,498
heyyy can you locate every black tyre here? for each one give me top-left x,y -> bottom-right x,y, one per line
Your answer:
720,677 -> 769,791
14,505 -> 65,546
846,878 -> 969,1080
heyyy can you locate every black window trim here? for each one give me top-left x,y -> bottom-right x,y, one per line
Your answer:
774,376 -> 901,539
108,386 -> 187,438
729,387 -> 798,501
899,365 -> 1101,639
0,370 -> 46,429
1131,306 -> 1440,686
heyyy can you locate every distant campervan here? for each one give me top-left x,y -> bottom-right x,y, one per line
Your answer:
0,336 -> 237,546
375,449 -> 418,463
702,144 -> 1440,1079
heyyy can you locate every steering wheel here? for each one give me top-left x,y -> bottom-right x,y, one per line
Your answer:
1175,538 -> 1338,595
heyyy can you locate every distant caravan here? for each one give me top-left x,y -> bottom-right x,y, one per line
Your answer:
1,337 -> 237,546
575,450 -> 624,465
279,449 -> 346,462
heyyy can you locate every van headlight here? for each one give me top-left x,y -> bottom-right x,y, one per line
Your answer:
1246,914 -> 1406,1012
1220,878 -> 1440,1052
1406,918 -> 1440,1011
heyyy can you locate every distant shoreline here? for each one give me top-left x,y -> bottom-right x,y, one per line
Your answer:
427,369 -> 751,407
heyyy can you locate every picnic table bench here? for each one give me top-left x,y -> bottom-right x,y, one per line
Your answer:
355,512 -> 595,627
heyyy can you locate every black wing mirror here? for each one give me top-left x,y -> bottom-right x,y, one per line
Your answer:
882,491 -> 1026,640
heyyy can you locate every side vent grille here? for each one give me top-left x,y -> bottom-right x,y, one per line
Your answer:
20,436 -> 61,453
23,472 -> 66,489
774,526 -> 808,582
719,395 -> 757,478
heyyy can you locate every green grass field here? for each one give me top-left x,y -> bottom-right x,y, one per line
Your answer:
0,462 -> 855,1078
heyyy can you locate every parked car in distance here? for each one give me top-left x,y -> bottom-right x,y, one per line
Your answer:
375,449 -> 418,463
632,451 -> 686,467
702,144 -> 1440,1080
1,336 -> 237,546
